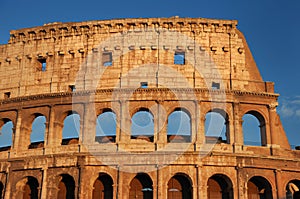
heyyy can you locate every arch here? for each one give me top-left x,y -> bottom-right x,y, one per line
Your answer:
207,174 -> 233,199
205,109 -> 230,144
286,180 -> 300,199
167,173 -> 193,199
247,176 -> 273,199
243,111 -> 267,146
131,108 -> 154,142
129,173 -> 153,199
0,119 -> 13,150
62,112 -> 80,145
57,174 -> 75,199
92,173 -> 113,199
15,176 -> 39,199
29,115 -> 46,149
95,109 -> 117,143
167,108 -> 191,143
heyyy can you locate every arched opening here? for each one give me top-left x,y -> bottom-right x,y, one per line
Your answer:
243,111 -> 266,146
131,108 -> 154,142
286,180 -> 300,199
207,174 -> 233,199
0,181 -> 4,199
92,173 -> 113,199
29,115 -> 46,149
23,176 -> 39,199
167,108 -> 191,143
62,112 -> 80,145
15,176 -> 39,199
167,173 -> 192,199
247,176 -> 273,199
0,119 -> 13,151
205,109 -> 229,144
95,110 -> 117,143
57,174 -> 75,199
129,173 -> 153,199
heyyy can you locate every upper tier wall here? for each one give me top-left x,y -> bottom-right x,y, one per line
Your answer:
0,17 -> 273,99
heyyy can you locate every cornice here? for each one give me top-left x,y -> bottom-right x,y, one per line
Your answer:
0,88 -> 279,106
7,17 -> 237,44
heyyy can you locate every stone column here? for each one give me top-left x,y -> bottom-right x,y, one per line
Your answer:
81,102 -> 96,147
233,102 -> 243,152
12,109 -> 28,156
119,100 -> 130,146
196,165 -> 201,199
236,164 -> 246,199
268,103 -> 279,147
195,102 -> 205,150
274,169 -> 283,199
40,167 -> 48,199
156,100 -> 167,149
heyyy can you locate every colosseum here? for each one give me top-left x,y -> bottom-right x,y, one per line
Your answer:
0,16 -> 299,199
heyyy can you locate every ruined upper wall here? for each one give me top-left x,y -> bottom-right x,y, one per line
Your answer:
0,17 -> 273,99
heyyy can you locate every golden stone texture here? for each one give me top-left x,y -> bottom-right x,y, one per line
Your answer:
0,17 -> 298,199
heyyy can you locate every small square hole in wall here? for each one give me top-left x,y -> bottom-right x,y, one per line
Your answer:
174,51 -> 185,65
38,58 -> 47,71
102,52 -> 112,66
212,82 -> 220,90
4,92 -> 10,99
140,82 -> 148,88
69,85 -> 76,92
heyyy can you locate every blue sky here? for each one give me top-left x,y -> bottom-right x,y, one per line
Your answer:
0,0 -> 300,147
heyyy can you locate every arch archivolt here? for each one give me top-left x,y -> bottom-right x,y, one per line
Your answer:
0,111 -> 17,127
242,169 -> 276,191
86,168 -> 117,188
240,104 -> 269,123
161,166 -> 196,187
200,102 -> 232,119
53,104 -> 84,123
95,102 -> 120,118
128,101 -> 157,118
21,106 -> 50,127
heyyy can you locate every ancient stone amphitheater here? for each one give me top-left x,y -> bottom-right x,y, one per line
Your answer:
0,17 -> 299,199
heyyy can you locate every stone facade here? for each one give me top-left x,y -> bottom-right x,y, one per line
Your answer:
0,17 -> 299,199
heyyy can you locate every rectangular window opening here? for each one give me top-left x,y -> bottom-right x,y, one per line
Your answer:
140,82 -> 148,88
212,82 -> 220,90
69,85 -> 76,92
38,58 -> 47,71
102,52 -> 112,66
174,51 -> 185,65
4,92 -> 11,99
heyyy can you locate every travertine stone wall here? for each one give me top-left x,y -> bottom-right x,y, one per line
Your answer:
0,17 -> 298,199
0,17 -> 272,99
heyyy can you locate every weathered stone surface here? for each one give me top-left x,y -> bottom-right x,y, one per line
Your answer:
0,17 -> 298,199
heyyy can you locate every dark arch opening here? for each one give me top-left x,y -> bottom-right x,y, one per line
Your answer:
207,174 -> 233,199
62,112 -> 80,145
0,181 -> 3,199
95,110 -> 117,143
167,108 -> 191,143
57,174 -> 75,199
243,111 -> 266,146
0,119 -> 13,151
205,109 -> 230,144
23,176 -> 39,199
29,115 -> 46,149
129,173 -> 153,199
167,173 -> 192,199
131,108 -> 154,142
286,180 -> 300,199
247,176 -> 273,199
92,173 -> 113,199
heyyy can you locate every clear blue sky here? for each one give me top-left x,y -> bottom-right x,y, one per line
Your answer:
0,0 -> 299,147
